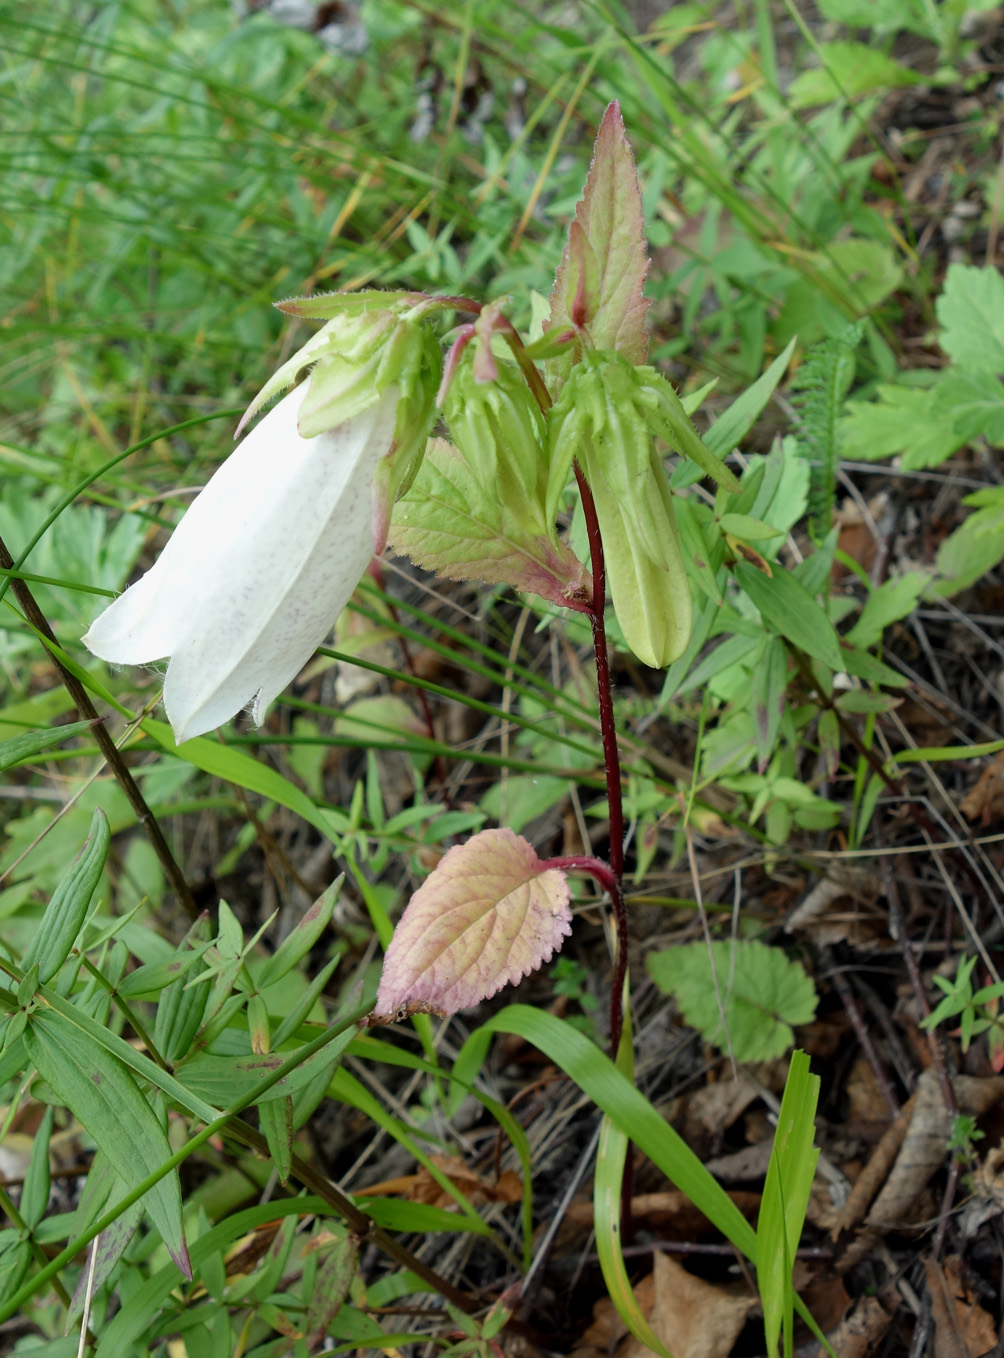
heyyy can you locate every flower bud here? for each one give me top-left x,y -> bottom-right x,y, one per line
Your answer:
547,351 -> 696,667
442,357 -> 550,534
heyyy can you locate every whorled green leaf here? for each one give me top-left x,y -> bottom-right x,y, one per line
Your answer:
21,809 -> 110,984
256,876 -> 342,989
647,940 -> 818,1062
66,1155 -> 144,1329
306,1234 -> 359,1349
23,1009 -> 191,1278
177,1028 -> 354,1109
373,829 -> 572,1017
389,438 -> 589,607
844,570 -> 930,650
259,1095 -> 294,1186
734,561 -> 843,671
546,101 -> 649,389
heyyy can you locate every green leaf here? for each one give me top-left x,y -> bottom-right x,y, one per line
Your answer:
20,1106 -> 54,1231
374,829 -> 572,1016
734,561 -> 843,669
21,809 -> 110,984
177,1029 -> 354,1108
840,382 -> 963,469
259,1096 -> 294,1186
256,879 -> 343,988
789,42 -> 920,107
306,1235 -> 358,1348
936,264 -> 1004,372
751,636 -> 788,772
931,370 -> 1004,445
23,1009 -> 191,1278
647,939 -> 818,1062
0,720 -> 97,774
758,1051 -> 820,1358
844,570 -> 930,649
389,438 -> 588,606
706,338 -> 798,461
934,489 -> 1004,596
141,719 -> 336,841
547,102 -> 649,385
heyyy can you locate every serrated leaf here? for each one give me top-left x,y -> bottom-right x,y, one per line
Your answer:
546,102 -> 649,386
374,828 -> 572,1016
21,809 -> 110,984
934,490 -> 1004,597
845,570 -> 929,649
647,939 -> 818,1062
936,264 -> 1004,372
0,720 -> 97,774
734,561 -> 843,669
930,369 -> 1004,445
839,383 -> 963,469
389,438 -> 588,605
23,1010 -> 191,1278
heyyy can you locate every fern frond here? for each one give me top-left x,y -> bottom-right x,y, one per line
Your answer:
791,322 -> 862,541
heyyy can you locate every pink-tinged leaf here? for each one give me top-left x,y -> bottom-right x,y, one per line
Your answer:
389,439 -> 590,608
373,829 -> 572,1017
546,101 -> 649,384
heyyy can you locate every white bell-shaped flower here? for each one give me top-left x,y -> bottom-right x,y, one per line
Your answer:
84,381 -> 400,743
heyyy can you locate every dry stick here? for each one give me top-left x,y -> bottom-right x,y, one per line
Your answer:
821,946 -> 900,1119
880,854 -> 963,1264
0,534 -> 199,923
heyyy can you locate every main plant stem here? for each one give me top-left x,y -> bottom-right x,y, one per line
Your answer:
0,534 -> 198,922
572,464 -> 628,1056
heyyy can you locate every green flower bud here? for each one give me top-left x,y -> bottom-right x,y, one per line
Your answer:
443,357 -> 550,533
547,351 -> 697,667
237,296 -> 443,551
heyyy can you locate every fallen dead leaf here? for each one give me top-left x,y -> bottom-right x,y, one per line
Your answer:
356,1154 -> 522,1209
566,1188 -> 761,1239
619,1251 -> 756,1358
960,750 -> 1004,826
925,1256 -> 997,1358
803,1295 -> 893,1358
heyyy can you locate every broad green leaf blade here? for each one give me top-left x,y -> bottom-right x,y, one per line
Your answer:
595,997 -> 673,1358
734,561 -> 843,670
0,720 -> 97,773
547,102 -> 649,386
141,719 -> 336,840
374,829 -> 572,1016
474,1006 -> 758,1260
758,1051 -> 820,1358
23,1010 -> 191,1278
20,1106 -> 54,1231
647,940 -> 818,1062
21,809 -> 110,984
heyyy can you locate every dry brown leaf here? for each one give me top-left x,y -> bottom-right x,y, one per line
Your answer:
926,1256 -> 997,1358
960,750 -> 1004,826
566,1189 -> 761,1238
619,1251 -> 756,1358
803,1295 -> 893,1358
831,1095 -> 915,1239
683,1075 -> 760,1141
865,1070 -> 949,1230
356,1154 -> 522,1209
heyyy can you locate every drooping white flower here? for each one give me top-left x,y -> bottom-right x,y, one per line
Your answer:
84,381 -> 401,743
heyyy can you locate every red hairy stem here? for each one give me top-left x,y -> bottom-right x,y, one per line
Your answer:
572,462 -> 629,1056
